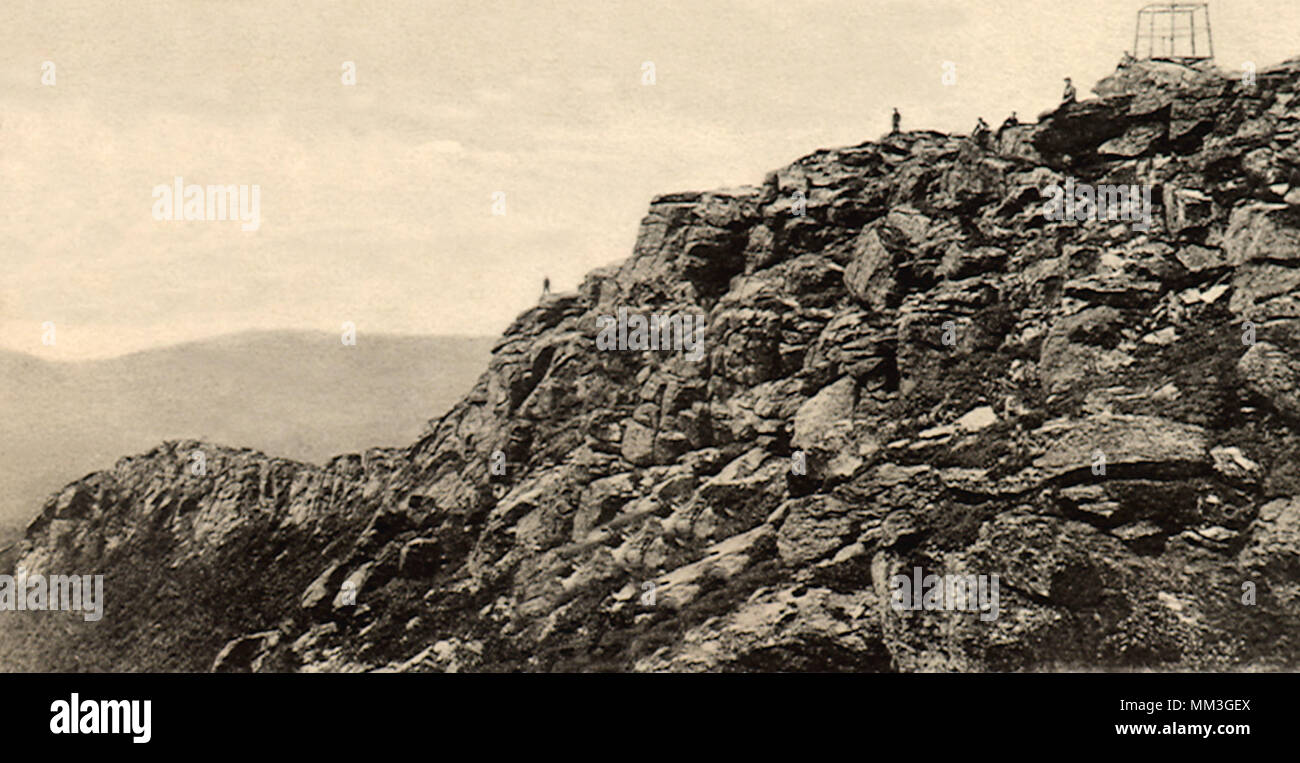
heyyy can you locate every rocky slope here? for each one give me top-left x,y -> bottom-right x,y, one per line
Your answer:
7,57 -> 1300,672
0,332 -> 495,536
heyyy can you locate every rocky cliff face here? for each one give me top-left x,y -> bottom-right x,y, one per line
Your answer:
8,58 -> 1300,672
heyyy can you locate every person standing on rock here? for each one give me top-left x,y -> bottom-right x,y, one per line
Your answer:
1062,77 -> 1077,105
891,107 -> 901,134
998,112 -> 1019,140
542,276 -> 551,296
972,117 -> 990,148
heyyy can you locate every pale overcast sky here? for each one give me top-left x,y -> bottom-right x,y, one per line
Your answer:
3,0 -> 1298,359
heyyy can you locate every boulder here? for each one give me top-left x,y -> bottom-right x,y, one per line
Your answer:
212,631 -> 281,673
1239,342 -> 1300,419
398,539 -> 440,578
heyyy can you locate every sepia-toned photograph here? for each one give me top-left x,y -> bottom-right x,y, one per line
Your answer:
1,0 -> 1293,747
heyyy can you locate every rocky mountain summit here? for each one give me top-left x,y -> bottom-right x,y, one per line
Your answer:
8,58 -> 1300,672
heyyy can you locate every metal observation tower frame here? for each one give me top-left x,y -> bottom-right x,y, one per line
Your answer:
1134,2 -> 1215,63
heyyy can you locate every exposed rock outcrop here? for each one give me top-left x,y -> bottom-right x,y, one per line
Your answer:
8,57 -> 1300,672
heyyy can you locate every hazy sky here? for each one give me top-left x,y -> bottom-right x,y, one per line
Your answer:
4,0 -> 1298,359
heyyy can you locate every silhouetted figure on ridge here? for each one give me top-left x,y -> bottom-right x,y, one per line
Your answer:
995,112 -> 1019,142
891,107 -> 901,134
1062,77 -> 1077,105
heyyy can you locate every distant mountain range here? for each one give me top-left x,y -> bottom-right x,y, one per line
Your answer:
0,331 -> 495,534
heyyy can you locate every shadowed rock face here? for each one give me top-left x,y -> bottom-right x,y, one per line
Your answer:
10,58 -> 1300,672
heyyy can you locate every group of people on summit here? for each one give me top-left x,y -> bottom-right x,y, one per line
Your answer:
543,80 -> 1082,300
889,76 -> 1078,145
971,112 -> 1022,147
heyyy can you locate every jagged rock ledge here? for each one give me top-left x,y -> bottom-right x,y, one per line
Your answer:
8,58 -> 1300,672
